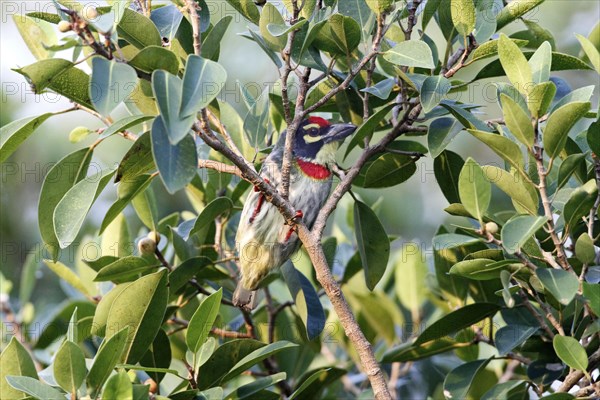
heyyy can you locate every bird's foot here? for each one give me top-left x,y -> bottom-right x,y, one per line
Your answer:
284,210 -> 303,242
249,178 -> 270,224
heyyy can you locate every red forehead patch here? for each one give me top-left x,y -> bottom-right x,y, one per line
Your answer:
307,116 -> 330,127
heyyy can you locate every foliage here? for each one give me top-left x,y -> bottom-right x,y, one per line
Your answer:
1,0 -> 599,399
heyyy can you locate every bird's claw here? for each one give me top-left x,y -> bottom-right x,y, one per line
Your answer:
284,210 -> 303,242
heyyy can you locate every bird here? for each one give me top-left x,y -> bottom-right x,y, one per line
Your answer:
233,116 -> 356,310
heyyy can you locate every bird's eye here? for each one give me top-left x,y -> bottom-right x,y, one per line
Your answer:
309,128 -> 318,136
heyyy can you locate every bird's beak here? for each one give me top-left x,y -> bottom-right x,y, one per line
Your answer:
322,123 -> 356,143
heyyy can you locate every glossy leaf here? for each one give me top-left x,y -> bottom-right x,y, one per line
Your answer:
90,57 -> 137,117
43,260 -> 92,297
187,288 -> 222,353
117,8 -> 161,49
576,33 -> 600,73
188,197 -> 234,240
483,165 -> 538,215
115,132 -> 155,182
440,101 -> 490,132
87,327 -> 130,396
129,46 -> 179,75
94,256 -> 158,283
501,215 -> 547,254
13,14 -> 56,60
469,38 -> 529,64
528,81 -> 557,118
151,116 -> 197,194
224,0 -> 260,24
556,153 -> 587,190
53,340 -> 86,394
467,129 -> 524,172
0,337 -> 39,399
140,328 -> 172,384
354,200 -> 390,290
537,268 -> 579,305
451,0 -> 476,37
543,101 -> 591,159
420,76 -> 451,113
384,40 -> 434,69
151,70 -> 195,144
4,376 -> 64,400
428,118 -> 461,158
243,89 -> 270,149
382,338 -> 472,363
553,335 -> 589,374
226,372 -> 287,400
564,179 -> 598,231
575,233 -> 596,264
100,174 -> 155,234
105,270 -> 169,364
201,16 -> 234,61
482,381 -> 527,400
443,358 -> 491,400
259,3 -> 288,51
496,0 -> 545,30
458,158 -> 491,223
313,14 -> 361,56
362,154 -> 417,188
282,262 -> 326,340
344,103 -> 395,158
498,33 -> 533,96
434,150 -> 464,204
0,113 -> 53,163
222,341 -> 298,382
180,55 -> 227,117
395,243 -> 428,313
529,41 -> 552,84
415,303 -> 500,345
495,325 -> 538,354
450,259 -> 528,281
583,282 -> 600,316
501,93 -> 534,147
102,371 -> 133,400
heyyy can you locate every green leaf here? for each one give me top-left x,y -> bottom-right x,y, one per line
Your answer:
34,142 -> 83,206
551,86 -> 595,114
258,3 -> 288,51
53,341 -> 86,394
501,215 -> 547,254
267,19 -> 308,37
0,337 -> 39,399
102,371 -> 133,400
117,8 -> 161,49
90,57 -> 137,117
495,325 -> 538,354
281,262 -> 326,340
313,14 -> 361,56
151,116 -> 197,194
382,338 -> 472,363
576,33 -> 600,73
289,368 -> 346,400
87,327 -> 130,396
224,0 -> 260,24
443,358 -> 491,400
498,33 -> 533,96
483,166 -> 538,215
151,70 -> 195,144
553,335 -> 589,375
243,89 -> 270,149
196,340 -> 266,389
186,288 -> 222,353
222,341 -> 298,383
469,38 -> 529,64
13,14 -> 56,60
201,16 -> 234,61
434,150 -> 464,204
115,132 -> 155,182
395,243 -> 428,313
43,260 -> 92,297
129,45 -> 180,75
13,59 -> 94,109
226,372 -> 287,400
420,76 -> 451,113
482,381 -> 527,400
583,282 -> 600,316
362,154 -> 417,188
361,78 -> 394,100
354,200 -> 390,290
92,284 -> 129,336
501,93 -> 534,147
529,41 -> 552,84
528,81 -> 556,118
384,40 -> 435,69
0,113 -> 53,163
100,174 -> 155,234
94,256 -> 158,283
415,303 -> 500,345
344,103 -> 395,159
575,233 -> 596,264
458,158 -> 491,223
451,0 -> 476,37
496,0 -> 545,30
105,270 -> 169,364
440,102 -> 491,132
543,101 -> 591,159
139,328 -> 172,384
450,259 -> 528,281
564,179 -> 598,231
537,268 -> 579,305
4,376 -> 64,400
100,115 -> 154,141
187,197 -> 234,240
467,129 -> 524,172
557,153 -> 587,190
180,55 -> 228,117
428,118 -> 461,159
53,169 -> 114,247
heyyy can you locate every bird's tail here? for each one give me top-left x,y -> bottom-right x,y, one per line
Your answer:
232,284 -> 257,311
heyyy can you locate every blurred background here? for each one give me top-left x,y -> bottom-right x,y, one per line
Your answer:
1,0 -> 599,307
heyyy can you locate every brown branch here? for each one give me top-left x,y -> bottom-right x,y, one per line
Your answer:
185,0 -> 202,56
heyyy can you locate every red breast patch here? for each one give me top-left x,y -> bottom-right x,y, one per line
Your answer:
297,159 -> 331,180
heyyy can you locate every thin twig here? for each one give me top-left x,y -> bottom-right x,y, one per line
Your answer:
185,0 -> 202,56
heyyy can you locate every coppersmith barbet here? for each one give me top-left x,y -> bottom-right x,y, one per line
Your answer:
233,116 -> 356,309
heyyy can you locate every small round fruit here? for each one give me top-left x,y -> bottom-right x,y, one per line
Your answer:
58,20 -> 72,32
137,237 -> 157,255
485,222 -> 499,235
147,231 -> 161,245
81,6 -> 99,21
